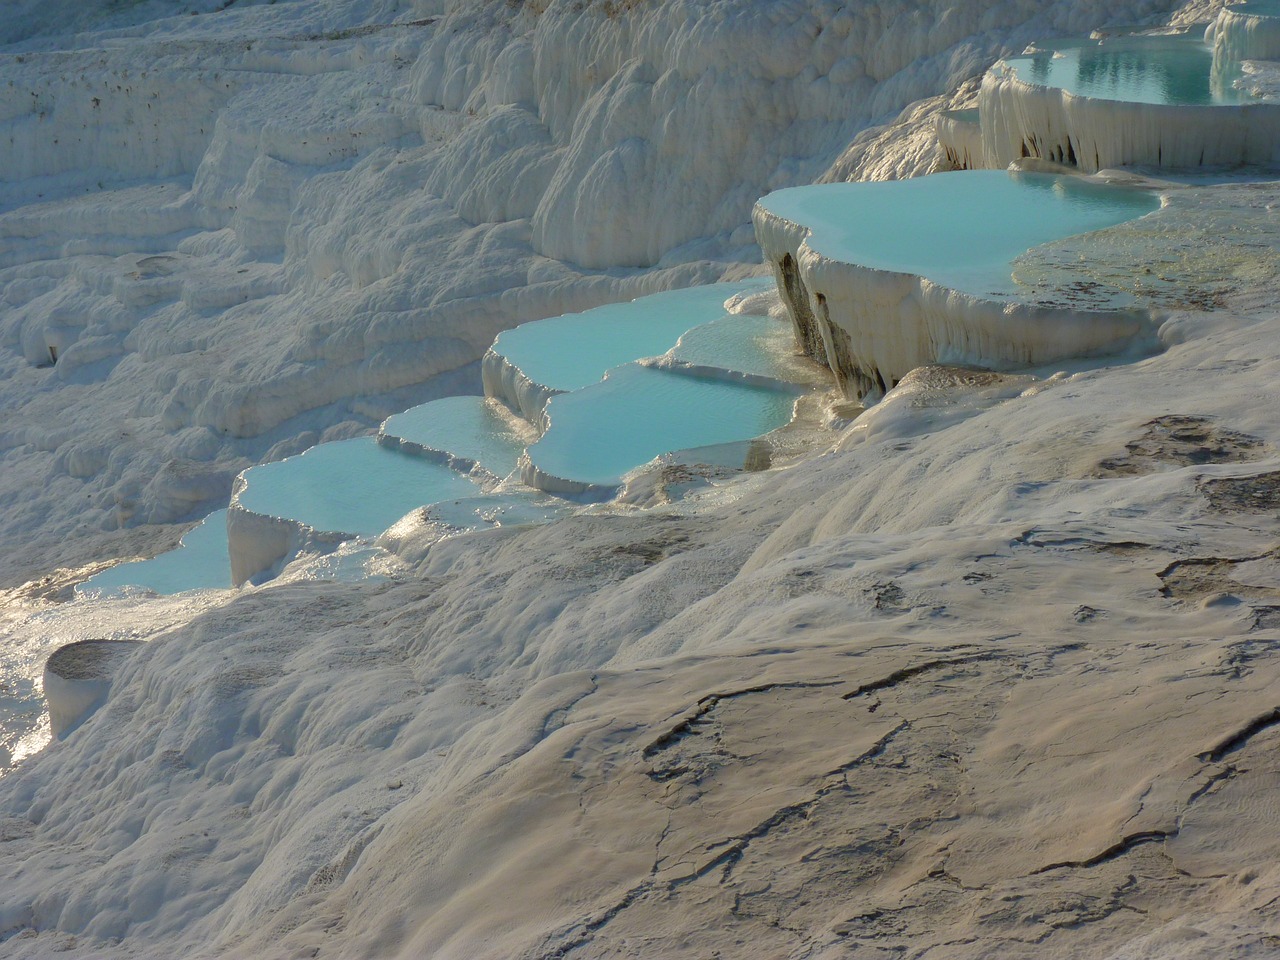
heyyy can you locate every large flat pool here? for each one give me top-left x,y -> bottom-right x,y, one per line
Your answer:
235,436 -> 481,536
489,279 -> 772,393
77,509 -> 232,597
1002,34 -> 1247,105
757,171 -> 1159,299
526,365 -> 796,489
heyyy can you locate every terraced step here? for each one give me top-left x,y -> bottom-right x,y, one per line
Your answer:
977,30 -> 1280,171
647,312 -> 825,390
482,279 -> 773,424
378,394 -> 534,481
755,169 -> 1161,400
227,436 -> 484,584
523,365 -> 798,497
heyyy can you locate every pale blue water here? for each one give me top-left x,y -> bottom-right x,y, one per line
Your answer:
526,365 -> 796,489
666,313 -> 796,382
757,171 -> 1159,299
489,279 -> 772,393
77,509 -> 232,597
236,437 -> 481,536
1004,35 -> 1248,105
381,395 -> 527,479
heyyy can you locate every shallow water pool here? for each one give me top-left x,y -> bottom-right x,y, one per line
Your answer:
1227,0 -> 1280,14
236,437 -> 481,536
489,279 -> 772,393
381,395 -> 529,479
757,170 -> 1159,299
1003,34 -> 1247,105
526,365 -> 796,489
663,313 -> 799,383
77,509 -> 232,597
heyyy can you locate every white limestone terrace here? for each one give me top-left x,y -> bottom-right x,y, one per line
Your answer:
226,436 -> 484,585
109,281 -> 811,591
0,0 -> 1188,586
935,106 -> 983,170
40,639 -> 143,739
482,280 -> 773,426
1211,0 -> 1280,64
977,29 -> 1280,171
645,311 -> 830,392
19,0 -> 1280,957
82,172 -> 1280,598
383,490 -> 571,547
754,169 -> 1162,400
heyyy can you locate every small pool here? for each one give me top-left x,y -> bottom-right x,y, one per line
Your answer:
526,365 -> 796,489
1002,34 -> 1248,105
489,279 -> 773,393
381,395 -> 530,479
663,313 -> 800,383
757,170 -> 1159,299
235,436 -> 481,536
77,509 -> 232,597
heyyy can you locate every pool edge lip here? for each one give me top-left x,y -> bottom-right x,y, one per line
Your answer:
374,431 -> 505,484
637,355 -> 813,394
481,346 -> 562,430
225,494 -> 358,588
798,239 -> 1159,401
517,449 -> 620,502
376,398 -> 532,486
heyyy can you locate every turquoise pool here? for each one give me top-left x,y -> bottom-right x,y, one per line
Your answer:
526,365 -> 796,489
381,395 -> 529,479
235,437 -> 481,536
664,313 -> 799,383
1003,34 -> 1248,105
757,170 -> 1159,299
489,279 -> 773,393
77,509 -> 232,597
1228,0 -> 1280,13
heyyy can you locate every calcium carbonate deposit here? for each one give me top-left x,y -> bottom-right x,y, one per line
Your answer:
5,0 -> 1280,958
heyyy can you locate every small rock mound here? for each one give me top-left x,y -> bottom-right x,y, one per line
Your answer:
44,639 -> 143,738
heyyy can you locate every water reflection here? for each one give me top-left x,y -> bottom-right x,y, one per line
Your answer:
1014,35 -> 1247,106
